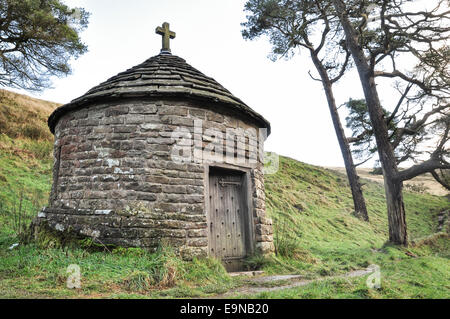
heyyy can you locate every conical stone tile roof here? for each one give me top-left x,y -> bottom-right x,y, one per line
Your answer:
48,53 -> 270,134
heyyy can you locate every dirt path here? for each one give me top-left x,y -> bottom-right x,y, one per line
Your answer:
214,269 -> 372,298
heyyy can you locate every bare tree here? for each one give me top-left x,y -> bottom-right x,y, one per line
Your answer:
332,0 -> 450,245
242,0 -> 369,221
344,97 -> 450,190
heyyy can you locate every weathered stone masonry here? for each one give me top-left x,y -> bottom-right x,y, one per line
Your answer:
36,53 -> 274,260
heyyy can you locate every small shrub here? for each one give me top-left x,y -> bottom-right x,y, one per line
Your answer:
370,166 -> 383,175
404,183 -> 429,194
243,253 -> 269,270
7,188 -> 45,238
120,242 -> 184,291
21,123 -> 47,140
122,270 -> 154,291
273,214 -> 304,258
275,236 -> 301,258
0,184 -> 49,242
152,247 -> 181,288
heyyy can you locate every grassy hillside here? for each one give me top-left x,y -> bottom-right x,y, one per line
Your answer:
0,90 -> 448,299
0,90 -> 57,237
265,157 -> 448,266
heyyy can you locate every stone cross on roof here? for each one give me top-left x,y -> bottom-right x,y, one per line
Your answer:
155,22 -> 176,54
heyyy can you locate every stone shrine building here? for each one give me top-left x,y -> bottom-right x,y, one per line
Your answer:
36,23 -> 274,270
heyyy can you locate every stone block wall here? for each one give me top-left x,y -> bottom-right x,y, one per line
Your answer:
37,98 -> 274,258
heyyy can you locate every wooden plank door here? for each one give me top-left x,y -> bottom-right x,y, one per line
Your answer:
209,169 -> 247,271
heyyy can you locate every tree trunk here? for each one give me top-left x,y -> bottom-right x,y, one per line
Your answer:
310,51 -> 369,221
384,177 -> 408,244
332,0 -> 407,244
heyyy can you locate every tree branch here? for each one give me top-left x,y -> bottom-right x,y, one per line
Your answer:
431,170 -> 450,191
396,158 -> 450,182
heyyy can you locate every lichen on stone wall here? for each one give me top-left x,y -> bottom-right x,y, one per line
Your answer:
41,98 -> 274,260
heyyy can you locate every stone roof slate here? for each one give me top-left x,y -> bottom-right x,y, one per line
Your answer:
48,53 -> 271,134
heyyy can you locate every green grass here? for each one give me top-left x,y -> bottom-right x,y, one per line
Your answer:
0,241 -> 236,298
263,156 -> 449,277
238,237 -> 450,299
0,89 -> 55,237
0,135 -> 52,237
0,89 -> 448,298
0,154 -> 447,298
